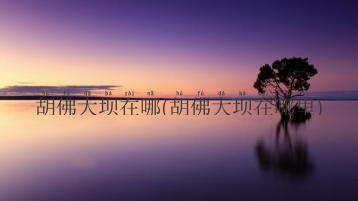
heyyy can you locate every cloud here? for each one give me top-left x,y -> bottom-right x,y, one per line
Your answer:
0,85 -> 121,95
16,81 -> 35,85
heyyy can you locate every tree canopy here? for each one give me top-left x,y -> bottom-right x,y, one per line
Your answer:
254,57 -> 317,99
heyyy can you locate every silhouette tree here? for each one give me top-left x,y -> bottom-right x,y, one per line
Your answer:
254,57 -> 317,118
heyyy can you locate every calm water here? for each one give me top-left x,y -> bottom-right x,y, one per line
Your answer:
0,101 -> 357,201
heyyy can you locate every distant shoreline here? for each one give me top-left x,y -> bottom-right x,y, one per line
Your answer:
0,96 -> 357,101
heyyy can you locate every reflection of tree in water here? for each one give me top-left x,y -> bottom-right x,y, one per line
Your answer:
255,109 -> 314,178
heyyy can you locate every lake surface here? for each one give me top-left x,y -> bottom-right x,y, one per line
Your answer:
0,101 -> 357,201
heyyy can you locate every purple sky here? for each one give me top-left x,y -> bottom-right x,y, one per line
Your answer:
0,0 -> 357,95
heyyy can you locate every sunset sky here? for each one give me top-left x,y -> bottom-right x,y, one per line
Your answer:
0,0 -> 357,96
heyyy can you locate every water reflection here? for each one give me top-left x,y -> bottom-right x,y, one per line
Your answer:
2,101 -> 358,200
255,114 -> 314,178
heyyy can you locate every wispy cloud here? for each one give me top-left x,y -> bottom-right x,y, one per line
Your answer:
16,81 -> 35,85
